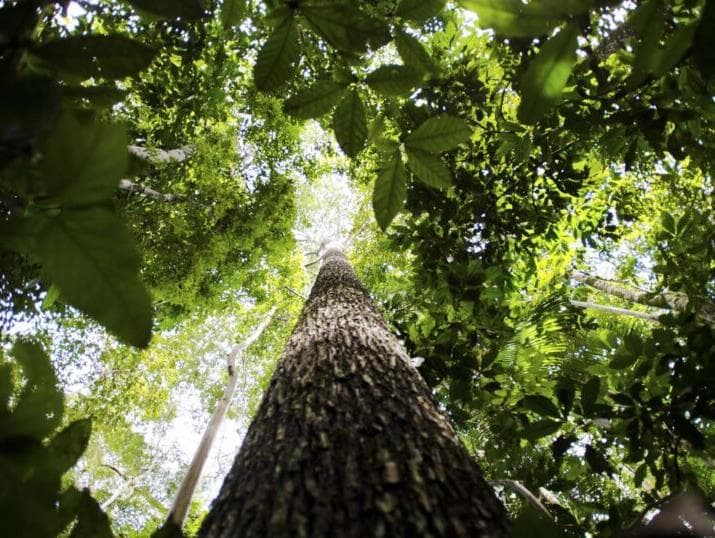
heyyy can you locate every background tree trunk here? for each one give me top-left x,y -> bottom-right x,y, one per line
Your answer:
199,249 -> 508,537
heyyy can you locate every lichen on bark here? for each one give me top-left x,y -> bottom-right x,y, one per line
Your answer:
199,249 -> 508,537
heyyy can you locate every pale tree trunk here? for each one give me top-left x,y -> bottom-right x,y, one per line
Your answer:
572,271 -> 715,324
199,249 -> 508,537
168,307 -> 278,529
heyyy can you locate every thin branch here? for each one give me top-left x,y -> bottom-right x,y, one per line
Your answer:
128,144 -> 194,165
118,179 -> 178,202
570,299 -> 662,322
493,479 -> 554,521
282,286 -> 307,301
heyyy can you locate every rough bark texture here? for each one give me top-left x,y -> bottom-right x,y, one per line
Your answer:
572,271 -> 715,324
199,249 -> 508,537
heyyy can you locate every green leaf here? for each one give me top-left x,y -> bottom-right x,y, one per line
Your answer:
70,489 -> 113,538
395,0 -> 446,24
36,208 -> 152,348
49,418 -> 92,476
672,414 -> 705,450
695,0 -> 715,81
62,85 -> 128,108
660,211 -> 676,234
372,150 -> 407,231
125,0 -> 204,20
404,114 -> 472,153
458,0 -> 560,37
0,76 -> 60,152
512,505 -> 570,538
253,17 -> 300,91
584,444 -> 613,475
0,363 -> 12,413
284,80 -> 348,119
580,376 -> 600,414
365,64 -> 423,97
332,89 -> 367,157
633,463 -> 647,487
220,0 -> 246,28
40,113 -> 128,207
520,395 -> 561,418
609,348 -> 637,370
395,30 -> 438,74
520,419 -> 562,441
517,23 -> 579,124
405,148 -> 452,189
301,2 -> 366,53
2,341 -> 63,440
32,35 -> 158,79
41,284 -> 61,310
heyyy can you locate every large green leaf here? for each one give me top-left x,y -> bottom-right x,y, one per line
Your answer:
405,148 -> 452,189
520,395 -> 561,419
1,341 -> 63,440
404,114 -> 472,153
125,0 -> 204,20
517,23 -> 579,124
332,89 -> 367,157
70,489 -> 113,538
580,376 -> 600,415
36,208 -> 152,347
40,113 -> 128,207
62,85 -> 128,109
365,64 -> 423,97
221,0 -> 246,28
458,0 -> 560,37
695,0 -> 715,81
520,419 -> 562,441
0,77 -> 60,152
32,35 -> 158,79
284,80 -> 348,119
372,150 -> 407,231
395,30 -> 438,74
253,17 -> 300,91
301,2 -> 366,52
395,0 -> 446,24
49,418 -> 92,476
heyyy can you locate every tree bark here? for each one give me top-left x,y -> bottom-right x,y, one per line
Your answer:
571,271 -> 715,324
127,144 -> 194,165
118,179 -> 178,202
168,307 -> 277,528
199,249 -> 508,538
569,299 -> 662,322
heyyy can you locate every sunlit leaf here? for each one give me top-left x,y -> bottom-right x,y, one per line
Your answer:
517,23 -> 579,124
37,208 -> 153,348
405,148 -> 452,189
372,149 -> 407,230
404,114 -> 472,153
395,0 -> 446,24
366,65 -> 423,97
395,30 -> 438,74
458,0 -> 560,37
40,113 -> 128,206
284,80 -> 348,119
332,89 -> 367,157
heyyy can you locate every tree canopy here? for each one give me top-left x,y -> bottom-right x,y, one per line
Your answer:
1,0 -> 714,536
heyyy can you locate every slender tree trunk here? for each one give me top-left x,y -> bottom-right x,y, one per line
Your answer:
199,249 -> 508,537
169,307 -> 277,529
571,271 -> 715,324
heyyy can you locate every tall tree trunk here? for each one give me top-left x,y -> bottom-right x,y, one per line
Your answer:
199,249 -> 508,537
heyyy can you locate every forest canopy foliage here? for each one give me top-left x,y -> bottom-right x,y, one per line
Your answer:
1,0 -> 714,536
